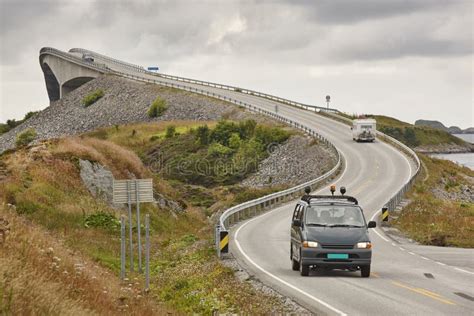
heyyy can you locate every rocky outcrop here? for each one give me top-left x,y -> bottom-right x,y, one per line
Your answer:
79,159 -> 114,202
242,135 -> 337,188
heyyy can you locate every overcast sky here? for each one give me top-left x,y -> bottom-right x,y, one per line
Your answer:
0,0 -> 472,128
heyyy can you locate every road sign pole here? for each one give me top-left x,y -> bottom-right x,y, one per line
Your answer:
136,180 -> 142,273
145,214 -> 150,291
120,215 -> 126,281
127,181 -> 134,272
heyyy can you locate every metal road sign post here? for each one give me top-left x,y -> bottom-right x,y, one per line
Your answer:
127,181 -> 134,272
145,214 -> 150,291
136,185 -> 142,273
120,215 -> 125,281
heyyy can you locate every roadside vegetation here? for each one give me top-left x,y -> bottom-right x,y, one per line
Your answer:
82,89 -> 105,107
147,96 -> 168,118
0,111 -> 38,135
0,119 -> 296,314
15,128 -> 37,147
393,154 -> 474,248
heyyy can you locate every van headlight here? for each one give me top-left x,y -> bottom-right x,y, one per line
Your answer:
356,242 -> 372,249
303,241 -> 319,248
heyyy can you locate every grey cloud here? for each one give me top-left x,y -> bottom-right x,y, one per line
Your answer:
295,0 -> 455,24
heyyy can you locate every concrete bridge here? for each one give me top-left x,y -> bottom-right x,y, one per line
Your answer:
39,48 -> 107,101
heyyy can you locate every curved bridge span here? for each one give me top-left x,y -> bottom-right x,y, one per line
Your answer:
39,47 -> 474,315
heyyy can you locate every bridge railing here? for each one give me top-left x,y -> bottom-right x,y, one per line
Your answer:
40,47 -> 110,73
64,48 -> 339,113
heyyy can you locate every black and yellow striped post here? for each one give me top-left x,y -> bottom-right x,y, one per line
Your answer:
220,230 -> 229,254
381,207 -> 389,222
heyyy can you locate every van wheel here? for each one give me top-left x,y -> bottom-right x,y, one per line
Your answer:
299,250 -> 309,276
292,258 -> 300,271
361,265 -> 370,278
291,248 -> 300,271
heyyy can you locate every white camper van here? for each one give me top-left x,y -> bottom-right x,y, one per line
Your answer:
352,119 -> 376,142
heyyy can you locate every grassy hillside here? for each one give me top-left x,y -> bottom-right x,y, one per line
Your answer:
370,115 -> 466,148
392,154 -> 474,247
0,119 -> 299,314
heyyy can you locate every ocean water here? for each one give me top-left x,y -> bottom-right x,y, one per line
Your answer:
453,134 -> 474,144
430,153 -> 474,170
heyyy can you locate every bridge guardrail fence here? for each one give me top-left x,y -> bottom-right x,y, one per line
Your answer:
65,48 -> 339,114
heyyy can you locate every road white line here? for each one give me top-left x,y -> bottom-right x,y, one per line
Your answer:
408,252 -> 415,255
420,256 -> 430,261
234,212 -> 347,316
435,262 -> 446,266
399,247 -> 405,251
391,243 -> 397,246
454,267 -> 474,275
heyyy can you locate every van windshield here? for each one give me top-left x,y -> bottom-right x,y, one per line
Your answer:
305,205 -> 365,227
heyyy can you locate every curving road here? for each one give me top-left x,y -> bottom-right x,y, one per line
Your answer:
45,49 -> 474,315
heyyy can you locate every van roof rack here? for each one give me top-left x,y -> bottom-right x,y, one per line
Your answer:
301,195 -> 358,205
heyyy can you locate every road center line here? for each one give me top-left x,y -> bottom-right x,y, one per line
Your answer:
391,281 -> 456,306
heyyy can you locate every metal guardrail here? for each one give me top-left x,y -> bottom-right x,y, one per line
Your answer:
40,47 -> 420,256
40,47 -> 110,73
64,48 -> 339,113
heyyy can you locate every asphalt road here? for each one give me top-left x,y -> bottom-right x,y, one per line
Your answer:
71,50 -> 474,315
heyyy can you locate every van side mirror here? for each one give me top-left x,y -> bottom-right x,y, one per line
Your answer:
367,221 -> 376,228
293,219 -> 302,227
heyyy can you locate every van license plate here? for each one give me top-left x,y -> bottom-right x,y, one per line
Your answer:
327,254 -> 349,259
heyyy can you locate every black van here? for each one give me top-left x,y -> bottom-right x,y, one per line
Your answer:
290,186 -> 376,277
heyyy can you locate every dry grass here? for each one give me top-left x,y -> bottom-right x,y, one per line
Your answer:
0,205 -> 165,315
52,137 -> 148,179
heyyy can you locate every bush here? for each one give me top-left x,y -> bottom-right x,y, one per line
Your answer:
207,142 -> 233,157
165,125 -> 177,138
15,128 -> 37,147
148,96 -> 168,117
195,125 -> 210,145
82,89 -> 104,107
84,211 -> 120,231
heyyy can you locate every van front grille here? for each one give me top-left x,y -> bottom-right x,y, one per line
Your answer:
321,244 -> 354,249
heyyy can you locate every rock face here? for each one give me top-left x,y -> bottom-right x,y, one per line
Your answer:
79,159 -> 114,202
242,135 -> 337,188
0,75 -> 262,154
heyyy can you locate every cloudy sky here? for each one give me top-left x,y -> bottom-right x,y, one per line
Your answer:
1,0 -> 472,128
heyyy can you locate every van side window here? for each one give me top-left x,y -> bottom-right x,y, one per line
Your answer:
292,205 -> 301,221
297,205 -> 305,221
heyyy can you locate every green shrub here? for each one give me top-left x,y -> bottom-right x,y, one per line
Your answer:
148,96 -> 168,117
228,133 -> 241,149
82,89 -> 104,107
165,125 -> 177,138
84,211 -> 120,231
195,125 -> 210,145
207,143 -> 232,157
15,128 -> 37,147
